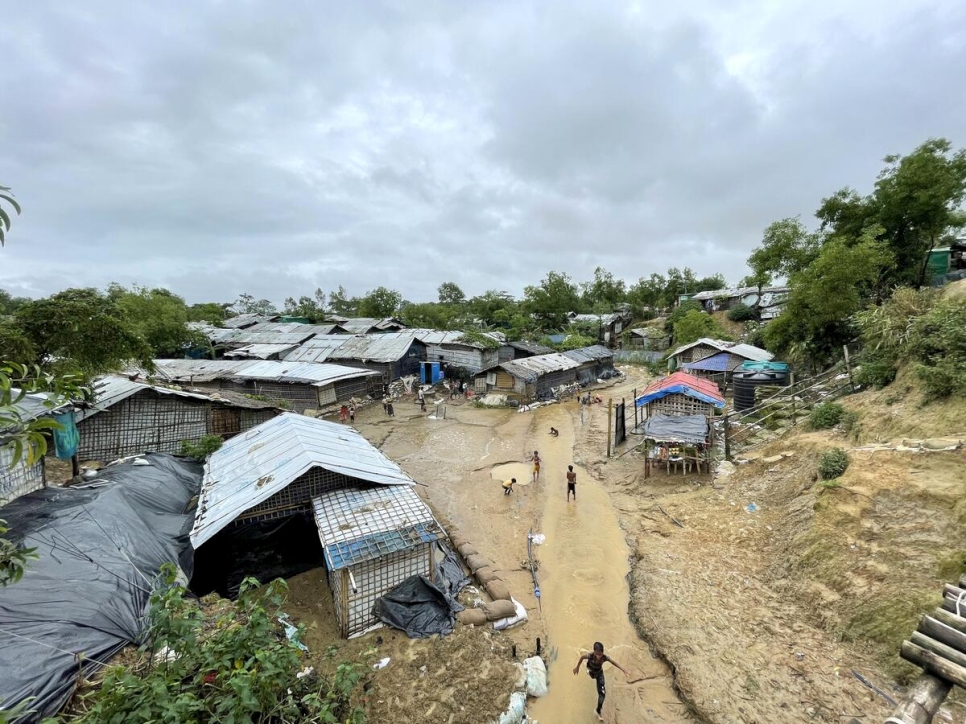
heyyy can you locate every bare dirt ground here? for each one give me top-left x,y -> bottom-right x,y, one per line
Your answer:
287,360 -> 965,724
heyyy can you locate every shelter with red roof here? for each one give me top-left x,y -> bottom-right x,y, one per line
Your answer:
635,371 -> 725,418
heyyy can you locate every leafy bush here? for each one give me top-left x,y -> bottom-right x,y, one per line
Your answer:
73,565 -> 366,723
908,297 -> 966,399
855,358 -> 897,389
665,299 -> 703,330
818,447 -> 850,480
840,410 -> 861,439
180,435 -> 224,459
808,402 -> 845,430
671,309 -> 731,347
727,303 -> 757,322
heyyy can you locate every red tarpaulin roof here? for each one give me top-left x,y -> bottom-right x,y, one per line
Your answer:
636,371 -> 725,407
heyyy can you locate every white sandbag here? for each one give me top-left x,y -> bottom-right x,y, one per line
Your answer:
492,597 -> 528,631
497,691 -> 527,724
523,656 -> 548,698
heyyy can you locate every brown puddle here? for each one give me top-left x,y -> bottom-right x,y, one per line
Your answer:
526,408 -> 692,724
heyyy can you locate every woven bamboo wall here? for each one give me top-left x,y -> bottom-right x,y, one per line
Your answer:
332,377 -> 375,402
647,392 -> 714,417
0,447 -> 44,504
234,466 -> 358,524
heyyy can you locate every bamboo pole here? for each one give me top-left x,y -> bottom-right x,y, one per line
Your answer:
606,398 -> 613,458
886,674 -> 952,724
910,631 -> 966,668
842,345 -> 855,391
900,640 -> 966,688
918,614 -> 966,654
723,414 -> 731,460
931,607 -> 966,636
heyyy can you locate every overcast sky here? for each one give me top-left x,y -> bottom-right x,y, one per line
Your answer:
1,1 -> 964,306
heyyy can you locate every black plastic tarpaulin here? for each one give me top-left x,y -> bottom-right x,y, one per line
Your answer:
0,453 -> 201,721
372,575 -> 461,638
642,414 -> 709,444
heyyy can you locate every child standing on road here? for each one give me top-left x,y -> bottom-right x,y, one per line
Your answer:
531,451 -> 541,482
566,465 -> 577,502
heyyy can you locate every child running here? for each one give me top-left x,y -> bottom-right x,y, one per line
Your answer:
566,464 -> 577,502
573,642 -> 630,721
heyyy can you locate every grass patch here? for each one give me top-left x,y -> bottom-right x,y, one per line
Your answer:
936,550 -> 966,583
842,593 -> 938,684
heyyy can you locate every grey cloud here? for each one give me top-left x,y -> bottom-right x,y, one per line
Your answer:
1,1 -> 964,306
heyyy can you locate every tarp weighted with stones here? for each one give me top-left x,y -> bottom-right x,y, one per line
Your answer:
0,454 -> 202,721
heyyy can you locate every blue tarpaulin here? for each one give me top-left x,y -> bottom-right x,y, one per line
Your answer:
683,352 -> 730,373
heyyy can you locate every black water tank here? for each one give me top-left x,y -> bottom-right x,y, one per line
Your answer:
732,370 -> 787,411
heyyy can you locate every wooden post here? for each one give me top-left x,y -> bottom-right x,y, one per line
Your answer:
606,398 -> 613,458
633,388 -> 638,430
723,414 -> 731,461
887,674 -> 952,724
71,453 -> 80,480
843,345 -> 855,391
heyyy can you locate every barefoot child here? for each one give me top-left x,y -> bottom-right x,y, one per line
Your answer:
531,451 -> 541,482
573,642 -> 630,721
566,464 -> 577,502
502,477 -> 517,495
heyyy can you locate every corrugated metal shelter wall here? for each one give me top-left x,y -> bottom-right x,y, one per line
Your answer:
425,345 -> 485,373
0,447 -> 44,504
497,346 -> 514,363
234,467 -> 357,524
339,546 -> 432,637
217,381 -> 318,412
76,392 -> 208,461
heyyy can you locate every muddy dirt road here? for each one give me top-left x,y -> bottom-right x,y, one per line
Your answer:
374,384 -> 691,723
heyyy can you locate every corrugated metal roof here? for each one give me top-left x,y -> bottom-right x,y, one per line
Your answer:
222,313 -> 275,329
313,487 -> 442,570
225,331 -> 318,346
413,330 -> 503,348
569,313 -> 623,325
281,336 -> 349,363
191,413 -> 416,546
224,343 -> 300,360
507,340 -> 555,356
497,352 -> 581,381
328,332 -> 420,363
4,390 -> 71,426
245,322 -> 342,336
151,359 -> 377,386
668,338 -> 732,358
562,345 -> 615,364
720,344 -> 774,362
690,286 -> 789,301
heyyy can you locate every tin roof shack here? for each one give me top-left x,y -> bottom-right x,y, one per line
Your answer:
682,344 -> 774,387
667,338 -> 733,369
562,345 -> 617,384
690,286 -> 790,320
151,360 -> 380,412
414,330 -> 512,375
314,486 -> 443,637
72,375 -> 280,463
327,317 -> 408,334
507,340 -> 555,359
475,352 -> 580,401
627,327 -> 671,351
0,391 -> 72,504
222,313 -> 278,329
635,371 -> 726,418
324,333 -> 426,384
190,414 -> 442,637
567,312 -> 626,347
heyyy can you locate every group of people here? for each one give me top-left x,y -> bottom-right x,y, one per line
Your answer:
447,379 -> 468,399
338,400 -> 357,424
501,449 -> 579,502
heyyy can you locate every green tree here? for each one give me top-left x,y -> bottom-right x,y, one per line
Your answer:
0,186 -> 22,247
0,318 -> 37,363
764,231 -> 895,364
523,271 -> 580,327
579,267 -> 626,311
399,302 -> 461,330
466,290 -> 518,328
328,285 -> 360,316
230,293 -> 277,317
14,288 -> 152,374
0,289 -> 29,316
437,282 -> 466,306
672,309 -> 730,347
108,284 -> 203,358
283,288 -> 328,320
186,302 -> 228,324
747,218 -> 823,281
357,286 -> 402,318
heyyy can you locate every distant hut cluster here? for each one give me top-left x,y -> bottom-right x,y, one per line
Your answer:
473,346 -> 617,400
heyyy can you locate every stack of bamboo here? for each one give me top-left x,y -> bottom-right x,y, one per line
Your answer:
889,576 -> 966,723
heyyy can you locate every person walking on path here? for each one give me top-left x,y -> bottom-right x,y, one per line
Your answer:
339,405 -> 348,424
531,451 -> 541,483
573,642 -> 630,721
502,477 -> 517,495
386,400 -> 395,417
348,403 -> 355,424
566,464 -> 577,502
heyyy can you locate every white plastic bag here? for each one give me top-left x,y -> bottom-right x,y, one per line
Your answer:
493,597 -> 528,631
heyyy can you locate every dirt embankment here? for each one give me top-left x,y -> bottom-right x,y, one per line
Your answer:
590,366 -> 966,723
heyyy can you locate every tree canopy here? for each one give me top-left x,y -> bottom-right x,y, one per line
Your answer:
108,284 -> 204,358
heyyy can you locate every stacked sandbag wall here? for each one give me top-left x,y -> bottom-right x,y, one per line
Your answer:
448,529 -> 519,627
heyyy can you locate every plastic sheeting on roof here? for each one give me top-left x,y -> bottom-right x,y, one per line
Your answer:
683,351 -> 730,372
191,413 -> 415,547
635,371 -> 725,408
313,486 -> 442,570
643,414 -> 709,443
0,454 -> 201,719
